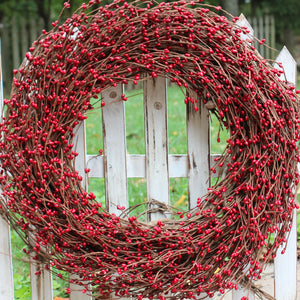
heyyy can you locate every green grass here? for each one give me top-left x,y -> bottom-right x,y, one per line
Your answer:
11,83 -> 300,297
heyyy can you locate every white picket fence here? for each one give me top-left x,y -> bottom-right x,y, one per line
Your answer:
0,14 -> 298,300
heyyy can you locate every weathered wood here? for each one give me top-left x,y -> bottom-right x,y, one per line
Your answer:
87,154 -> 224,179
102,85 -> 128,214
0,40 -> 14,300
70,121 -> 92,300
274,46 -> 297,300
102,86 -> 129,300
232,287 -> 255,300
70,273 -> 91,300
74,121 -> 88,191
30,252 -> 53,300
186,93 -> 210,209
144,77 -> 169,221
0,216 -> 14,299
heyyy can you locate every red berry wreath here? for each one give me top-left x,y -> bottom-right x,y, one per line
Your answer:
0,0 -> 299,299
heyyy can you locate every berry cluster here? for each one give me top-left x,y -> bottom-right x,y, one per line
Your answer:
0,0 -> 299,299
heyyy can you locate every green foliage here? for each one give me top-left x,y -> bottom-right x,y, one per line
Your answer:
14,273 -> 31,300
0,0 -> 35,19
11,229 -> 69,298
11,230 -> 31,299
253,0 -> 300,29
12,261 -> 31,297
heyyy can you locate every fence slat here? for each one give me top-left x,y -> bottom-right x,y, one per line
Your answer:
87,154 -> 224,179
102,85 -> 128,214
144,77 -> 169,221
102,86 -> 129,300
0,217 -> 14,299
70,121 -> 92,300
30,253 -> 53,300
274,46 -> 297,300
0,39 -> 14,300
236,14 -> 254,43
186,94 -> 210,208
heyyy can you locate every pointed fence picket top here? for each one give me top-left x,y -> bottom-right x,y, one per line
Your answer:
274,46 -> 297,300
236,13 -> 254,43
0,39 -> 14,300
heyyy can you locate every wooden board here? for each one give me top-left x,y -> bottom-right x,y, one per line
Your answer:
0,216 -> 14,299
144,77 -> 169,221
87,154 -> 223,179
274,46 -> 297,300
236,14 -> 254,43
186,92 -> 210,209
102,85 -> 128,215
30,252 -> 53,300
0,39 -> 14,300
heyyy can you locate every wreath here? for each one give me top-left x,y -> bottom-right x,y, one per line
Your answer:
0,0 -> 299,299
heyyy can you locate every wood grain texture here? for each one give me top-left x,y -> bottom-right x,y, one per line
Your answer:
87,154 -> 223,179
102,85 -> 128,215
0,40 -> 14,300
144,77 -> 169,221
30,252 -> 53,300
274,46 -> 297,300
0,216 -> 14,300
186,93 -> 210,209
